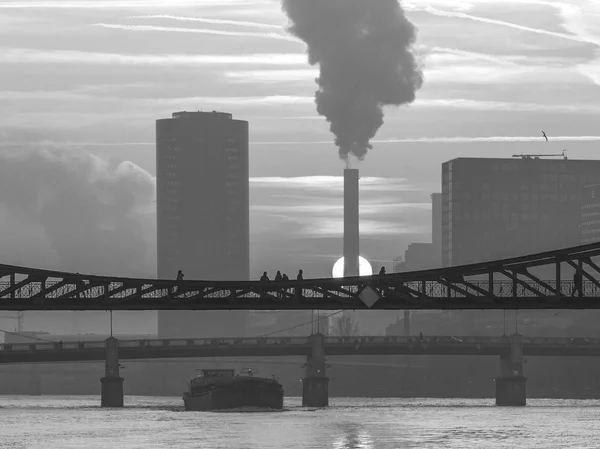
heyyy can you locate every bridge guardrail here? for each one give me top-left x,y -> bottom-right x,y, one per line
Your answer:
0,336 -> 312,353
1,280 -> 600,301
3,335 -> 600,353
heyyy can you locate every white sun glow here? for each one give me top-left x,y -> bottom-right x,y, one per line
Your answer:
331,256 -> 373,278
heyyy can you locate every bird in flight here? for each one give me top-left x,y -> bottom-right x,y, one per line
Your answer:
541,130 -> 548,142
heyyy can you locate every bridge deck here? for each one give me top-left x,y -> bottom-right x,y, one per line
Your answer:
1,336 -> 600,364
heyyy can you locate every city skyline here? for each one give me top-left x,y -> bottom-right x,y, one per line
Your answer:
0,0 -> 599,282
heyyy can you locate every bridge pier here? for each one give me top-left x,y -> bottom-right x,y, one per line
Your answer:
302,333 -> 329,407
495,334 -> 527,406
101,337 -> 124,407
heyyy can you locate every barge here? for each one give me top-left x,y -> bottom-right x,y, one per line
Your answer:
183,368 -> 284,411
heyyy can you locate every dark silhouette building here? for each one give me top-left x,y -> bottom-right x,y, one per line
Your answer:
431,193 -> 442,267
442,157 -> 600,267
156,111 -> 249,338
581,184 -> 600,244
394,243 -> 433,272
394,193 -> 441,272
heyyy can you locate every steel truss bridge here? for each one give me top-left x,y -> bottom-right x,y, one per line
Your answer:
2,242 -> 600,310
1,335 -> 600,364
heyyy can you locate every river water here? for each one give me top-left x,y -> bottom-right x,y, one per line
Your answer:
1,396 -> 599,448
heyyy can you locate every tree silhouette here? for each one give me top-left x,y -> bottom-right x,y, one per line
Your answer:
331,314 -> 360,337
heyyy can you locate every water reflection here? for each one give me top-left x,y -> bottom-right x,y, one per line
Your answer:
332,424 -> 374,449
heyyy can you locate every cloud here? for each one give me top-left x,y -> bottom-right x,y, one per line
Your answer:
93,23 -> 298,42
128,15 -> 283,30
250,176 -> 417,192
224,65 -> 580,86
0,146 -> 156,277
0,48 -> 306,66
0,0 -> 259,9
224,69 -> 318,83
147,95 -> 314,106
140,95 -> 600,112
251,135 -> 600,145
420,4 -> 595,44
250,176 -> 431,240
416,98 -> 600,112
0,154 -> 429,277
12,135 -> 600,148
223,43 -> 588,86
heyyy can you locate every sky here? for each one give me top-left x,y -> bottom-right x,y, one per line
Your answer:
1,0 -> 600,333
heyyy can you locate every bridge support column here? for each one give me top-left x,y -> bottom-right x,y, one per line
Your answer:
302,333 -> 329,407
101,337 -> 124,408
495,334 -> 526,406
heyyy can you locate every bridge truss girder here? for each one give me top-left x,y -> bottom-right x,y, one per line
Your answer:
1,242 -> 600,311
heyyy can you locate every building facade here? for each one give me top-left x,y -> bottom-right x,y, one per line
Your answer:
394,243 -> 434,272
431,193 -> 442,267
156,111 -> 249,338
442,157 -> 600,267
581,184 -> 600,244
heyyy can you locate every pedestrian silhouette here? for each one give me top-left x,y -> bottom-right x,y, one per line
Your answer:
260,272 -> 270,282
573,268 -> 583,297
176,270 -> 184,281
282,274 -> 289,281
379,266 -> 386,276
275,271 -> 283,281
295,270 -> 303,298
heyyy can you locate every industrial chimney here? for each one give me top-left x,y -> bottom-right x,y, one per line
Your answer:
343,168 -> 360,277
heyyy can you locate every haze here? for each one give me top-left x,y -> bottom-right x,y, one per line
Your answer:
0,0 -> 599,333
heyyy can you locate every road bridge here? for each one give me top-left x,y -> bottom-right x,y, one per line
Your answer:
2,335 -> 600,364
1,334 -> 599,408
1,242 -> 600,310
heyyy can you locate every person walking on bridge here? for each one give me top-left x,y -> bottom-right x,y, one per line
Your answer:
176,270 -> 184,281
295,270 -> 304,299
573,268 -> 583,297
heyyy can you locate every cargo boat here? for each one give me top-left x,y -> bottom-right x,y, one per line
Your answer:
183,368 -> 284,411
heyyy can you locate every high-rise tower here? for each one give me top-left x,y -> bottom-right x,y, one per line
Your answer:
156,111 -> 249,338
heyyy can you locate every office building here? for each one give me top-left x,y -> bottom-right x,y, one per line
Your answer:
394,193 -> 442,272
394,243 -> 434,272
431,193 -> 442,267
442,157 -> 600,267
581,184 -> 600,244
156,111 -> 249,338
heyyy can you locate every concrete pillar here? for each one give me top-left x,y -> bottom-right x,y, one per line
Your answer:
101,337 -> 124,407
302,333 -> 329,407
495,334 -> 527,406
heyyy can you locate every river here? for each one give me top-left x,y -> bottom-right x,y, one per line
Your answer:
1,396 -> 599,448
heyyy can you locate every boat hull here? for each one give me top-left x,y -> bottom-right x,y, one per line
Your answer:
183,379 -> 284,411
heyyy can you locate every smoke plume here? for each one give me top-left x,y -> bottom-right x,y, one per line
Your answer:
0,147 -> 156,277
281,0 -> 424,160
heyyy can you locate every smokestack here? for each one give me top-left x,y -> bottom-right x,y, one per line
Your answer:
344,168 -> 359,277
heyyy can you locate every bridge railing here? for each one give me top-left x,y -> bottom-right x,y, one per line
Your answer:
1,280 -> 599,300
323,336 -> 510,345
5,335 -> 600,354
0,336 -> 312,353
